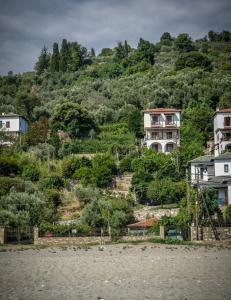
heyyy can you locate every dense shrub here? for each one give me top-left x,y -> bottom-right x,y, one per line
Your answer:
0,177 -> 25,197
22,165 -> 40,181
39,223 -> 92,235
0,157 -> 20,176
175,51 -> 212,71
45,189 -> 61,207
225,205 -> 231,224
62,155 -> 92,178
39,175 -> 64,190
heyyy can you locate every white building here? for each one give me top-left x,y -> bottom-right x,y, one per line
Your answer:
0,113 -> 28,144
189,108 -> 231,207
189,153 -> 231,206
143,108 -> 181,153
214,108 -> 231,156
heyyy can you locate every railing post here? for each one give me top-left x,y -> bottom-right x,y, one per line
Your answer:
0,227 -> 5,244
34,227 -> 39,245
160,225 -> 165,239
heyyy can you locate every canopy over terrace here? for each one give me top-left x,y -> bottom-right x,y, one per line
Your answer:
126,218 -> 157,235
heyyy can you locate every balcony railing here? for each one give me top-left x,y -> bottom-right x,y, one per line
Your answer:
221,136 -> 231,141
145,135 -> 178,141
151,122 -> 162,127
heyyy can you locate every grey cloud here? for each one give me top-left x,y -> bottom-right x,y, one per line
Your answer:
0,0 -> 230,74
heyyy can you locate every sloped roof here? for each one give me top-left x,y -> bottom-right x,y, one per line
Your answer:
214,152 -> 231,160
144,108 -> 181,113
189,155 -> 214,164
127,218 -> 157,228
0,113 -> 28,121
214,108 -> 231,115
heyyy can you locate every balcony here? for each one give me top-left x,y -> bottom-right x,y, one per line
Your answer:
221,136 -> 231,141
165,121 -> 177,127
151,122 -> 162,127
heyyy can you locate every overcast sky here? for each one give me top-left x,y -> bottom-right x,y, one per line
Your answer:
0,0 -> 230,75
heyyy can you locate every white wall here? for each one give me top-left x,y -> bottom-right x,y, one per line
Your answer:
215,160 -> 231,176
214,112 -> 231,156
0,116 -> 28,133
144,112 -> 180,128
190,164 -> 214,183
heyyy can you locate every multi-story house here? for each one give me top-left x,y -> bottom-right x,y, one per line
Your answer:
143,108 -> 180,154
214,108 -> 231,156
0,113 -> 28,144
189,108 -> 231,207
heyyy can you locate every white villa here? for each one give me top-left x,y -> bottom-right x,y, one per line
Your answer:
189,108 -> 231,206
143,108 -> 181,154
214,108 -> 231,156
0,113 -> 28,144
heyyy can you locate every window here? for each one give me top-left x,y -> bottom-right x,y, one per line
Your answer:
6,121 -> 10,128
151,115 -> 160,125
166,143 -> 174,152
151,131 -> 159,139
224,117 -> 231,127
224,164 -> 229,173
166,115 -> 173,125
166,131 -> 173,139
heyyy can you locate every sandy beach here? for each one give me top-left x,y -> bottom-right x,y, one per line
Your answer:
0,243 -> 231,300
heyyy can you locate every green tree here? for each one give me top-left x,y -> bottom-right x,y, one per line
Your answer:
15,93 -> 40,121
175,51 -> 212,71
128,108 -> 143,138
26,116 -> 49,145
51,102 -> 98,138
0,191 -> 45,228
35,46 -> 50,74
137,38 -> 156,65
147,178 -> 186,206
50,42 -> 60,72
59,39 -> 70,72
175,33 -> 194,52
99,48 -> 113,56
160,32 -> 173,45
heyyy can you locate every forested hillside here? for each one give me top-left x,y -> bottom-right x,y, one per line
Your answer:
0,31 -> 231,236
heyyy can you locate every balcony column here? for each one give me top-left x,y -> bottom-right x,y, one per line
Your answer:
228,184 -> 231,205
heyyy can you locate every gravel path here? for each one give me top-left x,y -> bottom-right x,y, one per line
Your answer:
0,243 -> 231,300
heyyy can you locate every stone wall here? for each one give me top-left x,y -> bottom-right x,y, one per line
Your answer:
191,226 -> 231,241
134,207 -> 179,221
34,235 -> 111,246
119,235 -> 151,242
0,227 -> 5,244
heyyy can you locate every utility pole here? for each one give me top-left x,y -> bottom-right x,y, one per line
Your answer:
186,166 -> 190,218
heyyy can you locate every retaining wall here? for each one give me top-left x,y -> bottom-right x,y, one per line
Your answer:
191,226 -> 231,241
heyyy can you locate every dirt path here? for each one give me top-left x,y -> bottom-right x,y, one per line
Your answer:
0,243 -> 231,300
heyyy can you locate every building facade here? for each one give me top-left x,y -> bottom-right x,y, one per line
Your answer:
214,108 -> 231,156
143,108 -> 180,154
189,108 -> 231,207
0,113 -> 28,144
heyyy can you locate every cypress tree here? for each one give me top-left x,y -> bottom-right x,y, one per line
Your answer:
59,39 -> 69,72
34,46 -> 50,74
70,42 -> 81,72
50,42 -> 60,72
90,48 -> 96,57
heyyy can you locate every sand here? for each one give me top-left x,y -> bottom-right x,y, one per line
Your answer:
0,243 -> 231,300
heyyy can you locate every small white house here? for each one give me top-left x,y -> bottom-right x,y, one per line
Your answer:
143,108 -> 181,154
214,108 -> 231,156
0,113 -> 28,144
189,153 -> 231,206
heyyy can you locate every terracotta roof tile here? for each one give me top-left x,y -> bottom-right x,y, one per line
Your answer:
127,218 -> 157,228
144,108 -> 181,113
